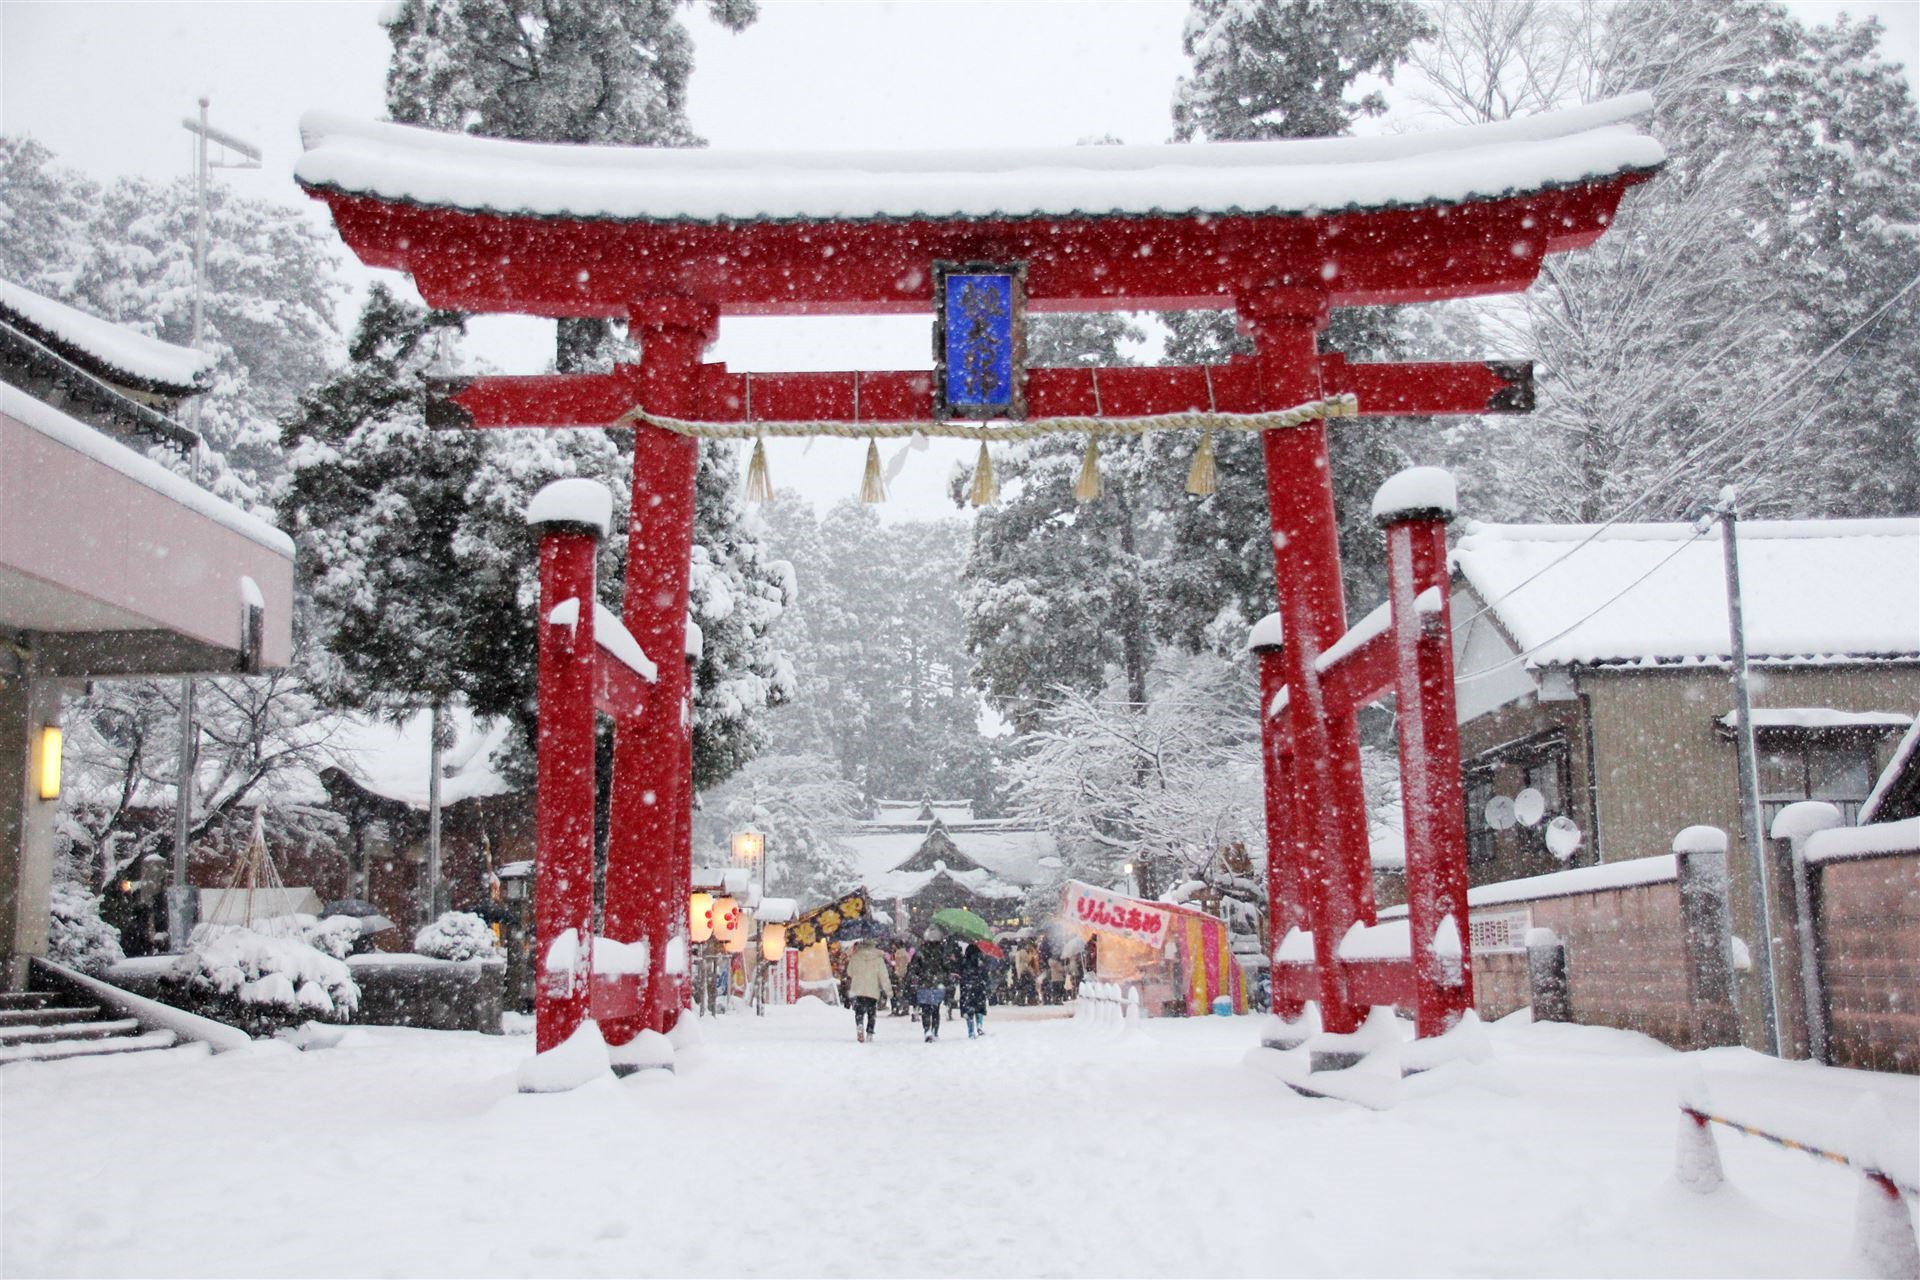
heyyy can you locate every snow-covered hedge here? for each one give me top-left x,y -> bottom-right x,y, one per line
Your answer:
176,924 -> 359,1023
414,911 -> 497,962
48,883 -> 125,975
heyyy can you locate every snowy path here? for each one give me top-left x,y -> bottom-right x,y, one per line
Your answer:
2,1002 -> 1913,1278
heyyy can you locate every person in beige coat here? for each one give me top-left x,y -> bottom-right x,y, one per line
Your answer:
845,939 -> 892,1042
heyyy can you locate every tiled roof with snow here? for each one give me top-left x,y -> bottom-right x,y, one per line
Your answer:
0,278 -> 212,394
296,95 -> 1663,226
1453,518 -> 1920,668
843,821 -> 1056,893
327,706 -> 514,809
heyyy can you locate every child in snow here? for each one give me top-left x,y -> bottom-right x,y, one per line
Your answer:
845,938 -> 891,1043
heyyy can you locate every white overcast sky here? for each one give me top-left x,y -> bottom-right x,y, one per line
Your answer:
3,0 -> 1915,518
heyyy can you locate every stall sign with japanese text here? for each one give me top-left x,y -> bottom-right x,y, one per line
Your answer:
1064,881 -> 1170,947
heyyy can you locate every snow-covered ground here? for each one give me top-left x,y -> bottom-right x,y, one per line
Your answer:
3,1003 -> 1913,1278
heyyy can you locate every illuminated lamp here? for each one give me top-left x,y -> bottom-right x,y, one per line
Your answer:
731,830 -> 765,864
712,896 -> 743,945
36,726 -> 62,801
689,891 -> 714,943
724,933 -> 746,955
760,922 -> 786,962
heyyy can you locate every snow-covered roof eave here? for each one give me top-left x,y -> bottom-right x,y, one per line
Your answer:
0,279 -> 212,395
294,94 -> 1664,227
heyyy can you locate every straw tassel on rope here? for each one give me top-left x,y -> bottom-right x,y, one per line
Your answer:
1074,434 -> 1103,502
969,441 -> 999,506
1185,427 -> 1217,497
860,437 -> 887,504
744,436 -> 773,504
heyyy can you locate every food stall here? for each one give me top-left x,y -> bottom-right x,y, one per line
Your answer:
1061,880 -> 1246,1016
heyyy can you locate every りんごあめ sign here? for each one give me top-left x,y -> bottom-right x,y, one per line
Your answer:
1065,881 -> 1169,947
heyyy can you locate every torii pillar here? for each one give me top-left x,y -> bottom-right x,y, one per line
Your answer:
1242,287 -> 1375,1036
601,296 -> 715,1043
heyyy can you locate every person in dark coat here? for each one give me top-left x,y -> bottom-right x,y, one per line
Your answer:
957,941 -> 992,1038
904,930 -> 951,1042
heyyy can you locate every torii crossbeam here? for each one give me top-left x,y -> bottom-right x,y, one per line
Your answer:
297,93 -> 1661,1054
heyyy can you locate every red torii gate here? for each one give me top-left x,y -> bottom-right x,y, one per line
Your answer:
296,94 -> 1660,1057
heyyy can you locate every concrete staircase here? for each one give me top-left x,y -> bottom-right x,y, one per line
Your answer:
0,988 -> 178,1065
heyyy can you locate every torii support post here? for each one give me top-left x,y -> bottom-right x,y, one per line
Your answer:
1377,472 -> 1474,1037
602,296 -> 715,1043
528,492 -> 603,1055
1250,621 -> 1305,1021
1244,288 -> 1374,1036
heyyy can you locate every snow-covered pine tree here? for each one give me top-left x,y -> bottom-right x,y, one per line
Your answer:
379,0 -> 788,791
751,497 -> 999,808
1166,0 -> 1436,616
1416,0 -> 1918,521
696,753 -> 861,905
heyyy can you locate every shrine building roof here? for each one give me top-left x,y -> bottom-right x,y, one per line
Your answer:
297,95 -> 1661,228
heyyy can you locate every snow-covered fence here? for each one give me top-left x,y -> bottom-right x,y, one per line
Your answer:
1772,806 -> 1920,1072
1676,1073 -> 1918,1279
1074,981 -> 1137,1029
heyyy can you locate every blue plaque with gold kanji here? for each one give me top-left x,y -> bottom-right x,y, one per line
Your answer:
933,262 -> 1026,420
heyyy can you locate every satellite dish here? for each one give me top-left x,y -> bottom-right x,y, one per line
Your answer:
1483,795 -> 1516,831
1514,788 -> 1547,828
1545,816 -> 1583,860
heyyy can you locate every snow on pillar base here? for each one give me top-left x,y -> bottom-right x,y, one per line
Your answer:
1674,1112 -> 1725,1194
1853,1175 -> 1920,1280
1260,1000 -> 1320,1051
516,1017 -> 613,1094
608,1028 -> 676,1077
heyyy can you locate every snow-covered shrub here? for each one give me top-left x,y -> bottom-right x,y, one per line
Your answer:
47,883 -> 124,975
414,911 -> 497,962
301,915 -> 362,960
176,924 -> 359,1024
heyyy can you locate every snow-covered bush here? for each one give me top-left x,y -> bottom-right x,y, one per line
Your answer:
176,924 -> 359,1023
301,915 -> 362,961
48,883 -> 124,975
414,911 -> 497,962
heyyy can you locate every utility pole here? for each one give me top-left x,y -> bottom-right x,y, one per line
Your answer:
425,700 -> 445,925
168,99 -> 262,952
1714,487 -> 1782,1056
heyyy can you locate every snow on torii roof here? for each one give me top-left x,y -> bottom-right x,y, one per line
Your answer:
0,278 -> 212,395
295,95 -> 1662,227
1453,518 -> 1920,669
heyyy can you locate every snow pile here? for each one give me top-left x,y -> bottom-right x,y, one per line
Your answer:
177,924 -> 359,1018
47,882 -> 125,975
1370,466 -> 1457,524
1804,816 -> 1920,866
415,911 -> 499,962
608,1028 -> 674,1074
592,935 -> 649,977
524,477 -> 612,535
297,94 -> 1663,225
516,1018 -> 612,1093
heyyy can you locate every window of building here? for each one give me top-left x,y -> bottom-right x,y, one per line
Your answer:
1758,736 -> 1878,828
1464,773 -> 1496,865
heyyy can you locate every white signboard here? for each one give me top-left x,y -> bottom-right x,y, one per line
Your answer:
1064,881 -> 1171,948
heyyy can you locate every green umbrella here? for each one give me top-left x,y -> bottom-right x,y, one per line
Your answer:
931,907 -> 992,941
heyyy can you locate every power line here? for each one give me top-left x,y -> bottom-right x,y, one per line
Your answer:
1450,268 -> 1920,636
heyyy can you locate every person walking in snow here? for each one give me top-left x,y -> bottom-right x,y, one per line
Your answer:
845,938 -> 891,1043
905,930 -> 951,1041
957,941 -> 992,1038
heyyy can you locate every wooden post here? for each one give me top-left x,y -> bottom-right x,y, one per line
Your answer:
1673,825 -> 1741,1049
526,482 -> 608,1054
1242,286 -> 1370,1035
1376,468 -> 1473,1036
1250,618 -> 1305,1020
604,296 -> 716,1043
